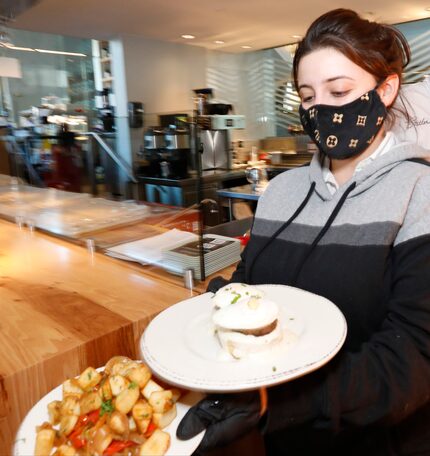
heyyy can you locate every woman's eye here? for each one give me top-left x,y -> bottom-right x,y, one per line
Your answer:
302,96 -> 313,103
331,91 -> 350,97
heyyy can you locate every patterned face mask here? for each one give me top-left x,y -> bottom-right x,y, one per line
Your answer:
299,88 -> 387,159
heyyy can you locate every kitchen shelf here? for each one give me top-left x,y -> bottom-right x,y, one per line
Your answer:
102,76 -> 114,83
100,57 -> 111,64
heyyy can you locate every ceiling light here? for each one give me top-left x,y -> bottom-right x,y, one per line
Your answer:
241,45 -> 252,49
292,35 -> 302,39
214,40 -> 225,44
35,49 -> 86,57
181,34 -> 195,39
3,44 -> 35,52
425,7 -> 430,11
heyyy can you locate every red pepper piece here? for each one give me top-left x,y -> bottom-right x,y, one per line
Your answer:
103,440 -> 135,455
144,421 -> 157,438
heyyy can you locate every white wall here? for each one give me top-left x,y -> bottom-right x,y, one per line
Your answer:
120,35 -> 276,142
121,34 -> 207,115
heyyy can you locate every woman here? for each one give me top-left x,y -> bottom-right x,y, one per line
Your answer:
178,9 -> 430,455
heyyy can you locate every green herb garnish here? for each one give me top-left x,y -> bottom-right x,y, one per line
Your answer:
272,366 -> 277,372
128,381 -> 138,389
231,292 -> 241,304
100,399 -> 114,416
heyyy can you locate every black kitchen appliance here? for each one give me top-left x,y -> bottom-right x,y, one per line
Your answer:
128,101 -> 144,128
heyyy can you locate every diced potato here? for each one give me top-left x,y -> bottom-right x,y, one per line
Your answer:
142,379 -> 164,401
152,403 -> 177,429
99,376 -> 113,401
132,399 -> 153,434
108,358 -> 139,376
60,396 -> 80,416
115,384 -> 140,414
90,424 -> 113,455
53,445 -> 77,456
62,379 -> 83,398
47,400 -> 61,425
109,374 -> 129,396
108,410 -> 129,435
171,388 -> 181,403
128,415 -> 137,432
80,391 -> 102,415
104,356 -> 132,375
35,428 -> 55,456
126,364 -> 152,389
77,367 -> 102,390
139,429 -> 170,456
149,390 -> 173,414
59,414 -> 79,436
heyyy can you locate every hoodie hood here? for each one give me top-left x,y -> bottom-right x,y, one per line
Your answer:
309,140 -> 430,201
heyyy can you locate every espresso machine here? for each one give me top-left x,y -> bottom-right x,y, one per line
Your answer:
140,126 -> 165,177
163,127 -> 190,179
139,126 -> 191,179
193,94 -> 245,171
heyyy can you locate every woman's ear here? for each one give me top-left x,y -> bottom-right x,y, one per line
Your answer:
377,74 -> 400,107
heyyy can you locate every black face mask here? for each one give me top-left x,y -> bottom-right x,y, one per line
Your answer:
299,88 -> 387,159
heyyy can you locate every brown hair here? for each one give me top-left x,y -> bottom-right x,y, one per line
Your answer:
293,9 -> 411,124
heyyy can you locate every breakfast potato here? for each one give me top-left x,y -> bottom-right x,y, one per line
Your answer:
148,390 -> 173,413
108,410 -> 129,436
60,396 -> 80,416
132,399 -> 153,434
53,445 -> 77,456
115,383 -> 140,414
77,367 -> 102,391
104,356 -> 132,374
59,414 -> 78,436
139,429 -> 170,456
36,357 -> 180,456
171,388 -> 181,403
152,404 -> 177,429
47,400 -> 61,425
62,379 -> 83,398
80,390 -> 102,415
109,374 -> 129,396
127,364 -> 152,388
142,379 -> 164,400
35,427 -> 55,456
111,360 -> 139,376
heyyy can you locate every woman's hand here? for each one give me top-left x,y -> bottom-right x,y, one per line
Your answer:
176,391 -> 262,453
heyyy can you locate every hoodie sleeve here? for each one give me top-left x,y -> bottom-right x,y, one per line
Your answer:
264,173 -> 430,433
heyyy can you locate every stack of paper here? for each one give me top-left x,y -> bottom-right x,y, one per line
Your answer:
163,234 -> 241,280
105,229 -> 198,265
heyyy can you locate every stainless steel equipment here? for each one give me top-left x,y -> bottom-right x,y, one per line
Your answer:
144,126 -> 165,150
197,115 -> 246,171
164,127 -> 190,150
245,166 -> 268,190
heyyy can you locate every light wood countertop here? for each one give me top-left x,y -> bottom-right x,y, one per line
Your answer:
0,219 -> 208,454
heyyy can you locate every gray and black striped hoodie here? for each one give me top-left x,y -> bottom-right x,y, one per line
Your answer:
229,142 -> 430,455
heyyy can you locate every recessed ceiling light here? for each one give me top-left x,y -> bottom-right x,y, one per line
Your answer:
292,35 -> 302,39
35,49 -> 86,56
241,45 -> 252,49
214,40 -> 225,44
181,34 -> 195,39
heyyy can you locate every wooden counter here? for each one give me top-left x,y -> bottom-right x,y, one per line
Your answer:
0,219 -> 202,454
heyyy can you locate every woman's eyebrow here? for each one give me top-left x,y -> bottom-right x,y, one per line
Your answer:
298,76 -> 354,91
325,76 -> 354,83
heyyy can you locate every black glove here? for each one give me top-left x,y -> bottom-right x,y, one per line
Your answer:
206,276 -> 230,293
176,391 -> 262,454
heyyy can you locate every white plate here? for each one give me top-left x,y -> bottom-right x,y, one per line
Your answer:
141,284 -> 347,392
14,375 -> 204,456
